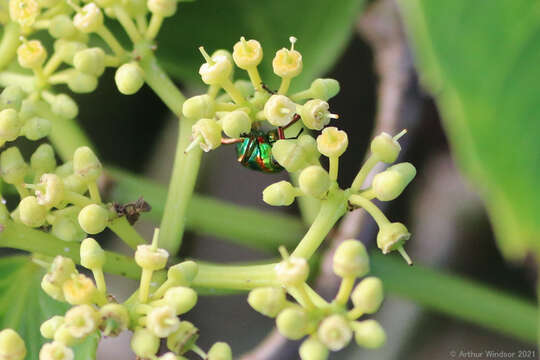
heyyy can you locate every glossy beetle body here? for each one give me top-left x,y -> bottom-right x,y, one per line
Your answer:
235,130 -> 284,173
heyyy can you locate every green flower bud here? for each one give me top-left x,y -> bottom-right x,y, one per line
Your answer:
299,337 -> 328,360
47,256 -> 77,286
166,321 -> 198,355
317,314 -> 352,351
370,132 -> 401,164
55,161 -> 73,177
52,324 -> 77,347
0,329 -> 26,360
0,109 -> 21,142
352,320 -> 386,349
135,244 -> 169,271
191,118 -> 222,152
115,62 -> 145,95
309,78 -> 340,101
80,237 -> 105,269
276,254 -> 309,286
54,40 -> 87,65
272,134 -> 319,173
262,181 -> 297,206
234,79 -> 255,98
39,341 -> 73,360
22,117 -> 51,141
182,94 -> 215,119
376,222 -> 410,254
41,277 -> 65,301
272,37 -> 302,79
159,286 -> 198,315
51,94 -> 79,120
247,287 -> 286,317
62,274 -> 97,305
0,86 -> 25,111
49,14 -> 76,39
221,110 -> 251,138
123,0 -> 146,17
147,305 -> 180,338
19,196 -> 47,227
276,307 -> 308,340
9,0 -> 39,26
0,147 -> 28,184
17,40 -> 47,69
316,127 -> 348,158
332,240 -> 369,278
351,277 -> 383,314
64,304 -> 99,338
167,260 -> 198,286
78,204 -> 109,234
372,162 -> 416,201
36,173 -> 64,208
73,146 -> 102,183
18,98 -> 37,121
67,71 -> 98,93
263,94 -> 296,127
298,165 -> 330,199
31,144 -> 56,176
232,37 -> 263,69
73,3 -> 104,33
62,174 -> 87,194
147,0 -> 177,17
99,303 -> 129,337
51,216 -> 86,242
198,47 -> 233,85
208,342 -> 232,360
73,48 -> 105,77
40,316 -> 65,339
298,99 -> 337,130
211,49 -> 234,79
131,327 -> 160,358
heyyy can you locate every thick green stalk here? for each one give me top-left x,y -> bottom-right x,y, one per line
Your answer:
0,23 -> 20,71
193,262 -> 277,290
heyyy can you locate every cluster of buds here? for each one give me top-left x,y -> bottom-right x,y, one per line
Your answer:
184,36 -> 340,161
248,242 -> 386,359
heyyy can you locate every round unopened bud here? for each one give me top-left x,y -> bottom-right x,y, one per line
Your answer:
370,132 -> 401,164
31,144 -> 56,175
198,47 -> 233,85
276,307 -> 308,340
272,37 -> 302,78
51,94 -> 79,119
22,117 -> 51,140
19,196 -> 47,227
0,329 -> 26,360
80,237 -> 105,269
298,165 -> 330,199
51,217 -> 86,242
147,305 -> 180,338
167,260 -> 198,286
272,134 -> 319,173
234,79 -> 254,98
135,244 -> 168,270
0,147 -> 28,184
36,173 -> 64,208
309,78 -> 340,101
147,0 -> 176,17
192,118 -> 222,152
64,304 -> 99,338
39,341 -> 73,360
233,37 -> 263,69
0,86 -> 25,111
182,95 -> 215,119
74,48 -> 105,76
275,256 -> 309,287
78,204 -> 108,234
221,110 -> 251,138
299,337 -> 328,360
52,324 -> 77,346
0,108 -> 21,142
159,287 -> 198,315
247,287 -> 286,317
73,3 -> 104,33
115,62 -> 145,95
49,14 -> 76,39
166,321 -> 198,355
67,71 -> 98,93
299,99 -> 336,130
17,40 -> 46,69
376,222 -> 410,254
40,316 -> 65,339
372,162 -> 416,201
351,277 -> 383,314
9,0 -> 39,26
54,40 -> 87,65
63,274 -> 97,305
352,320 -> 386,349
62,174 -> 87,194
131,327 -> 159,358
317,314 -> 352,351
47,256 -> 77,286
41,277 -> 65,301
208,342 -> 232,360
99,303 -> 129,337
333,240 -> 369,278
263,95 -> 296,127
73,146 -> 102,182
262,181 -> 297,206
317,127 -> 348,158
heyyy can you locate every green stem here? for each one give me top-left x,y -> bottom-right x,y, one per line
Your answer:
0,72 -> 34,92
192,262 -> 277,290
348,194 -> 389,227
0,23 -> 21,71
113,6 -> 142,43
108,216 -> 147,249
350,154 -> 379,192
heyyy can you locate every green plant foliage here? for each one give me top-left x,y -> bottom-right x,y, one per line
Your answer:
157,0 -> 365,90
398,0 -> 540,260
0,256 -> 98,358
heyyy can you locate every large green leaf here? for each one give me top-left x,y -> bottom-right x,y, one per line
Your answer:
0,256 -> 98,358
397,0 -> 540,260
156,0 -> 365,90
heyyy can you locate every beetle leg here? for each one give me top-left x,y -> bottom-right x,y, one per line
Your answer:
283,113 -> 301,129
221,138 -> 244,145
